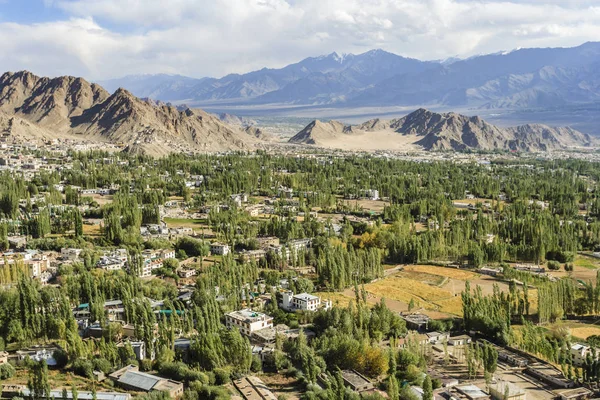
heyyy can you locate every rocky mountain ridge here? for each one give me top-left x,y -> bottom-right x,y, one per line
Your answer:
0,71 -> 257,155
289,108 -> 594,151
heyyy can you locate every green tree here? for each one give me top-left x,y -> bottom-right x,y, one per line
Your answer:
27,360 -> 50,400
423,375 -> 433,400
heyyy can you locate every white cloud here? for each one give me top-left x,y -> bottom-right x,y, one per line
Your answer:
0,0 -> 599,80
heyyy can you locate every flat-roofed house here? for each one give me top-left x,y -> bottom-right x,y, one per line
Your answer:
281,291 -> 332,312
109,365 -> 183,398
225,309 -> 273,336
340,370 -> 374,393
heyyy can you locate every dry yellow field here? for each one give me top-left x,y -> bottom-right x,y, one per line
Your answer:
82,224 -> 101,236
454,198 -> 501,206
317,262 -> 528,318
341,199 -> 390,213
315,291 -> 357,307
404,265 -> 479,281
570,326 -> 600,339
435,296 -> 464,316
365,277 -> 464,316
396,270 -> 446,286
366,276 -> 453,302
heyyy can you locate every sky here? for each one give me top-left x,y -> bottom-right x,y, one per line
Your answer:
0,0 -> 599,80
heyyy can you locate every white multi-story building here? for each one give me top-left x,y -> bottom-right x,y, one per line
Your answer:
138,250 -> 169,278
60,248 -> 82,261
160,249 -> 176,260
210,242 -> 230,256
571,343 -> 599,366
287,238 -> 312,252
281,291 -> 331,312
225,309 -> 273,336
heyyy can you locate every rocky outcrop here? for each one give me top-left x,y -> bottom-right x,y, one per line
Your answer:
0,71 -> 258,155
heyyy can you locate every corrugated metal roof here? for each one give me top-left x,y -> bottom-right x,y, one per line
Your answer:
118,371 -> 159,392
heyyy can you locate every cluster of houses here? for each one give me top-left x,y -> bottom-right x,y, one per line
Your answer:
223,290 -> 331,364
0,249 -> 51,282
93,248 -> 176,278
0,348 -> 183,399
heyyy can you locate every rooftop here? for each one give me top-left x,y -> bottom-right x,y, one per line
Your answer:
456,385 -> 489,399
227,309 -> 271,323
119,370 -> 159,391
294,293 -> 319,301
341,369 -> 372,389
402,313 -> 431,323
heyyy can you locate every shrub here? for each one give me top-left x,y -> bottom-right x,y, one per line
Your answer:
213,368 -> 230,385
72,359 -> 94,379
565,263 -> 574,272
158,361 -> 209,384
139,359 -> 153,372
250,355 -> 262,373
547,260 -> 561,271
92,358 -> 112,374
53,349 -> 69,368
0,363 -> 15,379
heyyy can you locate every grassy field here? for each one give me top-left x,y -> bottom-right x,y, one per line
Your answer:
163,218 -> 207,229
435,296 -> 464,316
365,276 -> 462,315
404,265 -> 479,281
82,224 -> 101,236
522,320 -> 600,341
314,265 -> 482,317
315,291 -> 357,307
574,254 -> 600,270
88,193 -> 114,206
341,199 -> 390,213
319,263 -> 541,319
395,270 -> 446,286
365,276 -> 449,303
571,325 -> 600,339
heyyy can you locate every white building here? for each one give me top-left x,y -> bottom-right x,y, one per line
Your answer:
61,248 -> 82,261
281,291 -> 332,312
365,189 -> 380,200
425,331 -> 450,344
177,268 -> 196,279
287,238 -> 312,252
570,343 -> 598,366
160,249 -> 176,260
210,242 -> 230,256
225,309 -> 273,336
96,249 -> 132,271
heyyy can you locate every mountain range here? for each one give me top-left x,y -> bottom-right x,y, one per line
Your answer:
289,109 -> 595,152
0,70 -> 594,156
98,42 -> 600,111
0,71 -> 257,156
